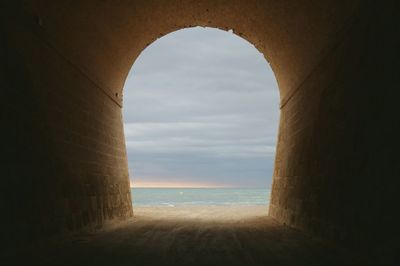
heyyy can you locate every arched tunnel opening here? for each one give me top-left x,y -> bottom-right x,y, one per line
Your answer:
1,1 -> 399,265
123,26 -> 279,212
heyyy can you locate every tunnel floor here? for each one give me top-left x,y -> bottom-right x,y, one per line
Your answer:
7,206 -> 354,266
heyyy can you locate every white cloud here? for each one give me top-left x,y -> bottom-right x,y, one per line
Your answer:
123,27 -> 279,187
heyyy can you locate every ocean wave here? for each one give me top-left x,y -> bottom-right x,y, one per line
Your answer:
161,203 -> 175,207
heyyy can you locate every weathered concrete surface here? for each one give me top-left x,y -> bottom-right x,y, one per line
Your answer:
1,0 -> 399,264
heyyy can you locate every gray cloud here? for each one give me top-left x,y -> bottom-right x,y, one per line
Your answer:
123,27 -> 279,187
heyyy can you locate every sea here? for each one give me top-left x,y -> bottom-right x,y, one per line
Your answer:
131,188 -> 270,207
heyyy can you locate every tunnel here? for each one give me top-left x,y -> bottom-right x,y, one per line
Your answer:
1,0 -> 399,265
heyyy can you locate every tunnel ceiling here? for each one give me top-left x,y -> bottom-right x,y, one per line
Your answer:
27,0 -> 360,106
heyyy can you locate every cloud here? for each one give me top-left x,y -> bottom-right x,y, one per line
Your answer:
124,122 -> 276,158
123,27 -> 279,188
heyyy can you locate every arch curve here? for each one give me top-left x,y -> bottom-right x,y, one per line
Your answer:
25,0 -> 361,106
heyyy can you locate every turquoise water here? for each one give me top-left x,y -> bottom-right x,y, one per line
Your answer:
131,188 -> 270,207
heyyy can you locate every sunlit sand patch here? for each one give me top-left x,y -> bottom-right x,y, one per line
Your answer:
133,205 -> 269,222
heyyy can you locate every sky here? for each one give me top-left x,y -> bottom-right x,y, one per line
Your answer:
123,27 -> 279,188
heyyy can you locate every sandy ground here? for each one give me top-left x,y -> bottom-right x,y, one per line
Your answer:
5,206 -> 356,266
133,205 -> 270,221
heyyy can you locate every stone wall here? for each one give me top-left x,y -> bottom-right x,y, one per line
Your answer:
270,2 -> 399,256
1,2 -> 132,247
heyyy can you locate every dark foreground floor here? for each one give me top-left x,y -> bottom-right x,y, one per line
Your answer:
4,206 -> 358,266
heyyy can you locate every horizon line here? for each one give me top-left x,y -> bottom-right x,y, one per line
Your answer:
130,186 -> 268,189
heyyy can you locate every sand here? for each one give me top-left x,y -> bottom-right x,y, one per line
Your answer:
133,205 -> 270,221
6,206 -> 354,266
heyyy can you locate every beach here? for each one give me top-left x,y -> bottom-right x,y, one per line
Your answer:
9,205 -> 352,266
133,204 -> 269,221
